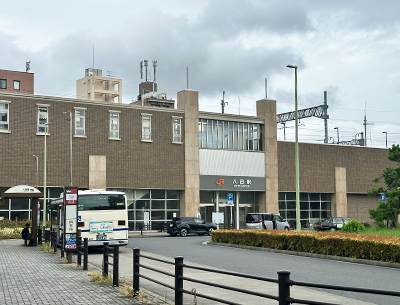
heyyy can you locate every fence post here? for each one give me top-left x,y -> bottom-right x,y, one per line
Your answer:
175,256 -> 184,305
51,231 -> 57,253
83,238 -> 88,271
77,236 -> 82,266
278,270 -> 291,305
133,248 -> 140,297
113,244 -> 119,287
103,242 -> 109,278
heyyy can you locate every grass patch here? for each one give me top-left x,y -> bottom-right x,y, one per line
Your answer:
40,242 -> 54,254
361,227 -> 400,237
88,271 -> 114,286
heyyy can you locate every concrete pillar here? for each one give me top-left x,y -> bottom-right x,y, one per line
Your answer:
177,90 -> 200,217
335,167 -> 347,217
256,99 -> 279,214
89,155 -> 106,190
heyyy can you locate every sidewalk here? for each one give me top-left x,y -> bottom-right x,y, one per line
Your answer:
0,239 -> 147,305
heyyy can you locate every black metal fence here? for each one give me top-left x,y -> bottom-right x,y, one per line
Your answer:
132,248 -> 400,305
50,231 -> 57,253
102,242 -> 119,287
77,237 -> 88,270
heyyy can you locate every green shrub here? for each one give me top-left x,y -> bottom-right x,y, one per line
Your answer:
212,230 -> 400,263
341,220 -> 365,233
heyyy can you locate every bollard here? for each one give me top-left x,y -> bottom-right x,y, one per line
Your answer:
175,256 -> 184,305
77,236 -> 82,266
113,244 -> 119,287
83,238 -> 88,271
133,248 -> 140,296
103,242 -> 109,278
278,270 -> 291,305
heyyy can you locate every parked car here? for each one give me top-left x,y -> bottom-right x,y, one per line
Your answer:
167,217 -> 217,237
245,213 -> 290,231
314,217 -> 351,231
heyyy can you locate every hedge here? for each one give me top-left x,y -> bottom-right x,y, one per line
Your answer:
211,230 -> 400,263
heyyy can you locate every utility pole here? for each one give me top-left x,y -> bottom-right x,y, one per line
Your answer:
221,91 -> 227,113
324,91 -> 328,143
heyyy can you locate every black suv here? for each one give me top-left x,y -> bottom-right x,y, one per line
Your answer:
167,217 -> 217,237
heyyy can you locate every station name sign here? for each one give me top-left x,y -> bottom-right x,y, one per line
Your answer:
200,175 -> 265,191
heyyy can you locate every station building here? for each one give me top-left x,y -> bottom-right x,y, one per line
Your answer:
0,69 -> 393,230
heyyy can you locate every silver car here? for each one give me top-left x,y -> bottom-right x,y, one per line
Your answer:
245,213 -> 290,231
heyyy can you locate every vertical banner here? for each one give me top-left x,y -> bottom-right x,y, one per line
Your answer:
63,187 -> 78,251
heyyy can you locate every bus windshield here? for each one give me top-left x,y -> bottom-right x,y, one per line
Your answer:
77,194 -> 126,211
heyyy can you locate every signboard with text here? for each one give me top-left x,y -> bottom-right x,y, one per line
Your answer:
63,187 -> 78,251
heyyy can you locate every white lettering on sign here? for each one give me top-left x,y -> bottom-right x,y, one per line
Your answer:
232,178 -> 252,188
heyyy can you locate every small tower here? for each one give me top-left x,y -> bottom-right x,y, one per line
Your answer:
76,68 -> 122,103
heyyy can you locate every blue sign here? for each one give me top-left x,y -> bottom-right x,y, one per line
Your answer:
78,215 -> 81,222
381,194 -> 386,202
227,193 -> 233,206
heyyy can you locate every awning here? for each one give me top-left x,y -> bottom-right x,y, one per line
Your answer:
1,185 -> 43,198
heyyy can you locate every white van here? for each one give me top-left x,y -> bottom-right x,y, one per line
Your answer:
245,213 -> 290,231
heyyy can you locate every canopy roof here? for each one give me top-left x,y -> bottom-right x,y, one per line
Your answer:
1,185 -> 43,198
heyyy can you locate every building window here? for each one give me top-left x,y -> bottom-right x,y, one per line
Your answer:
37,106 -> 49,133
13,80 -> 20,90
142,114 -> 151,141
173,117 -> 182,143
278,192 -> 331,228
198,118 -> 263,151
0,79 -> 6,89
0,102 -> 10,132
109,111 -> 119,139
74,108 -> 86,136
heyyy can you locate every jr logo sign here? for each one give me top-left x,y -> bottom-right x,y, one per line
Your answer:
216,179 -> 225,187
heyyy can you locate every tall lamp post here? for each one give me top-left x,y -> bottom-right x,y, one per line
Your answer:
63,111 -> 73,186
287,64 -> 300,232
382,131 -> 387,148
43,122 -> 50,235
334,127 -> 339,144
32,155 -> 38,188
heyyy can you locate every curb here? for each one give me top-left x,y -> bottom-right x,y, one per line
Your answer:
208,242 -> 400,269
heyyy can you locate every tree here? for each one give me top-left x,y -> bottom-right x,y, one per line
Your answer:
368,144 -> 400,227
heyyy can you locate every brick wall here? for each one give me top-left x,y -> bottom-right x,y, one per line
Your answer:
278,141 -> 394,193
0,70 -> 34,94
0,93 -> 185,190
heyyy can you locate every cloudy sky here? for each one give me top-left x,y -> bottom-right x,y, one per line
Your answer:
1,0 -> 400,148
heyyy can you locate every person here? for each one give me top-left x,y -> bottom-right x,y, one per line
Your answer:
21,223 -> 34,246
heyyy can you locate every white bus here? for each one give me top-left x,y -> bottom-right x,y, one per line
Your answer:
50,189 -> 129,247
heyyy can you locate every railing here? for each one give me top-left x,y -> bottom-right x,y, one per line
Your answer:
102,242 -> 119,287
50,231 -> 57,253
76,237 -> 88,271
137,222 -> 166,233
132,248 -> 400,305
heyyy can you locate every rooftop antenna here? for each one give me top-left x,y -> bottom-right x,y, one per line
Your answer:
144,60 -> 148,82
265,78 -> 267,98
92,45 -> 95,70
140,61 -> 143,80
26,61 -> 31,73
106,70 -> 113,77
152,60 -> 157,83
186,67 -> 189,89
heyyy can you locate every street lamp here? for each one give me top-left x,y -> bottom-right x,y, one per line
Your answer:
334,127 -> 339,144
382,131 -> 387,148
63,111 -> 73,186
32,155 -> 38,188
287,64 -> 300,232
43,122 -> 50,235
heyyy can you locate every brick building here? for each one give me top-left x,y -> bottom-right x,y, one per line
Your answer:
0,70 -> 393,229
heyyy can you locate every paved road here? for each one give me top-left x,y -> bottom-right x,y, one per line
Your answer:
126,235 -> 400,305
86,235 -> 400,304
